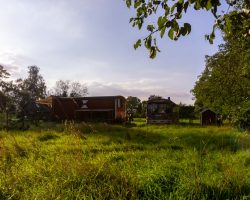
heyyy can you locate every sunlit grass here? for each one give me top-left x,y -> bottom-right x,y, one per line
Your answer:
0,119 -> 249,199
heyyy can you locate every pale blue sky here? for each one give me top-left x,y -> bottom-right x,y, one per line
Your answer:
0,0 -> 226,104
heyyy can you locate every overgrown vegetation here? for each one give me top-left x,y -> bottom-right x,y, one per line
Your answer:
192,6 -> 250,129
0,119 -> 249,199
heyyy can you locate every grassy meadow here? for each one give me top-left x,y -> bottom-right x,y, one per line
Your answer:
0,119 -> 250,199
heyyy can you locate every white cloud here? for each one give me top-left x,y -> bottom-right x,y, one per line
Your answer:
86,79 -> 194,104
0,1 -> 221,106
0,51 -> 31,76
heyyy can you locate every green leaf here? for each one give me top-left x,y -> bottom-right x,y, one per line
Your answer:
194,1 -> 201,10
158,16 -> 167,29
153,1 -> 161,5
126,0 -> 131,8
145,35 -> 152,49
166,21 -> 172,28
183,1 -> 189,13
164,5 -> 170,16
184,23 -> 191,34
168,28 -> 174,40
149,46 -> 157,59
134,1 -> 141,8
172,20 -> 179,32
147,24 -> 155,32
134,39 -> 142,50
136,18 -> 143,29
148,8 -> 153,15
206,0 -> 212,10
157,16 -> 163,27
171,4 -> 176,13
160,26 -> 166,38
176,2 -> 183,14
180,27 -> 187,36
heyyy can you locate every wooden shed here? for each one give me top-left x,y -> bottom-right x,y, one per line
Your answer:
146,97 -> 179,124
200,108 -> 217,126
36,96 -> 127,122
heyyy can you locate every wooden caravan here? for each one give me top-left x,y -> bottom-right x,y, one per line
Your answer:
36,96 -> 126,122
146,97 -> 179,124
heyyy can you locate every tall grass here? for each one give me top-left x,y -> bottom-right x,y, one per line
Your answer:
0,120 -> 249,199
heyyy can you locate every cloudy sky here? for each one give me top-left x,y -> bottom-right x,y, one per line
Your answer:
0,0 -> 225,104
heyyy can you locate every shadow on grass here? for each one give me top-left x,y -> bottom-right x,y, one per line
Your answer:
177,132 -> 247,152
138,178 -> 250,200
16,121 -> 249,152
91,123 -> 246,152
92,123 -> 167,146
198,183 -> 250,200
38,132 -> 60,142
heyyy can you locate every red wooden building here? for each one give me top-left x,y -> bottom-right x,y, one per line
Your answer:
36,96 -> 126,122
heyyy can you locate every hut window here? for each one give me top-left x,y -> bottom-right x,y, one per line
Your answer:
158,104 -> 166,113
148,104 -> 158,114
117,99 -> 121,108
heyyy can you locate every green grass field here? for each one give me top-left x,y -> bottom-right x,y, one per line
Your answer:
0,119 -> 250,199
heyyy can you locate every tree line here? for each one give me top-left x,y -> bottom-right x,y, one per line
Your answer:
0,65 -> 88,130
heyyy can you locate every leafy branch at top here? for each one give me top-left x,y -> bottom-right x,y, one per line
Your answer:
125,0 -> 249,58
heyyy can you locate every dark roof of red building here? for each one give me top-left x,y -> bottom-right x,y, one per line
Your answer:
49,95 -> 126,100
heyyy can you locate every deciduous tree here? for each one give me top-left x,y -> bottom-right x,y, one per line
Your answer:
126,96 -> 141,113
70,81 -> 88,97
22,66 -> 47,100
192,9 -> 250,127
52,80 -> 88,97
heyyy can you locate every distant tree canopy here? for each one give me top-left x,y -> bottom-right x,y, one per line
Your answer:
178,103 -> 195,119
13,66 -> 47,114
0,65 -> 47,129
192,9 -> 250,127
0,65 -> 12,113
22,66 -> 47,100
126,96 -> 141,113
0,65 -> 10,85
51,80 -> 88,97
126,96 -> 147,117
125,0 -> 250,58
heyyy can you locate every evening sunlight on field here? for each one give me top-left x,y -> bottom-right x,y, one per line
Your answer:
0,120 -> 250,199
0,0 -> 249,199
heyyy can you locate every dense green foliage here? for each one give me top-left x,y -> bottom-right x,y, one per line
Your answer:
125,0 -> 250,58
0,65 -> 11,112
126,96 -> 146,117
0,66 -> 46,112
0,66 -> 47,130
21,66 -> 47,101
178,103 -> 195,119
0,120 -> 249,199
192,9 -> 250,128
